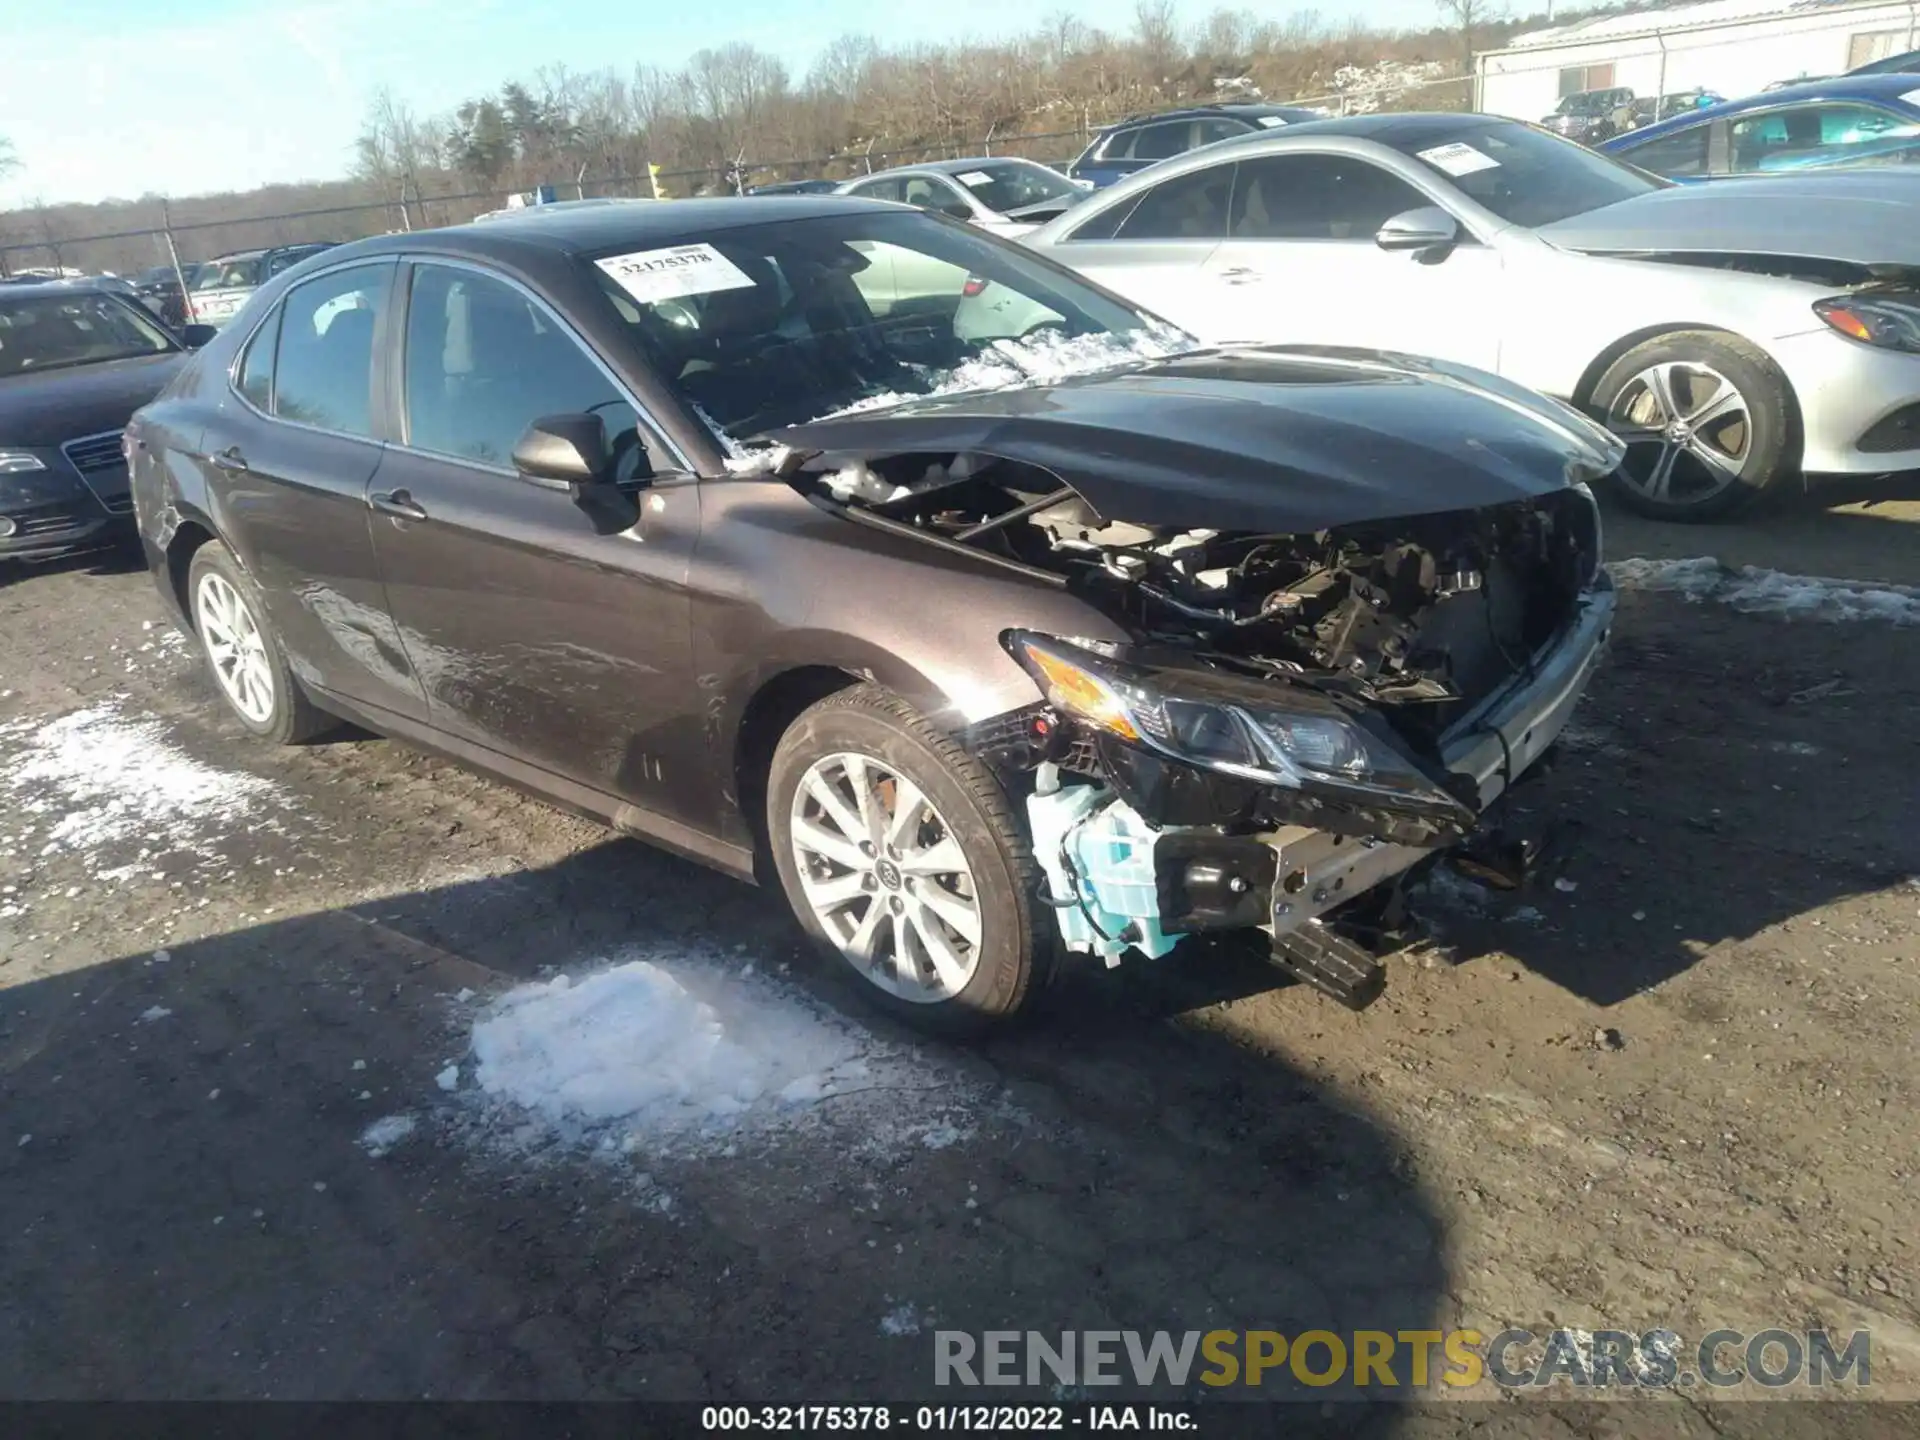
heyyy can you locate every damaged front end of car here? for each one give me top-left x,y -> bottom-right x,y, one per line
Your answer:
761,349 -> 1624,1007
974,493 -> 1612,1008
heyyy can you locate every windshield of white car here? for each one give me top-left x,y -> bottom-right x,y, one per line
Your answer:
947,162 -> 1080,214
589,210 -> 1185,441
195,257 -> 263,291
0,291 -> 177,377
1390,123 -> 1668,227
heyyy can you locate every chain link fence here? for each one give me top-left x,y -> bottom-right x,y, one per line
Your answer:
0,72 -> 1477,280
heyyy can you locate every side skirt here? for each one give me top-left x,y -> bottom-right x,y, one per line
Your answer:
305,687 -> 759,884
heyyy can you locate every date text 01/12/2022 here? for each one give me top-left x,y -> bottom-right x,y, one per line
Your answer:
700,1406 -> 1197,1431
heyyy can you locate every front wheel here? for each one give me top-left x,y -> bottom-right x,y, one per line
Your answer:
766,686 -> 1050,1033
1590,330 -> 1795,522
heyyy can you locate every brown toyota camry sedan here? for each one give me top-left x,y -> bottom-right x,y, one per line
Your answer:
127,196 -> 1623,1030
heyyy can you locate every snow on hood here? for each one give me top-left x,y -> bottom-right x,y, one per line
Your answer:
814,322 -> 1197,422
1539,172 -> 1920,267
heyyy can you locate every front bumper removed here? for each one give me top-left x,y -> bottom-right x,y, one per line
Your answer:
1022,581 -> 1616,1007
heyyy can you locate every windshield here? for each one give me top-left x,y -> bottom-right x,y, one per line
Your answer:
1391,121 -> 1666,227
589,210 -> 1187,442
195,257 -> 262,291
1554,93 -> 1608,115
947,161 -> 1080,215
0,291 -> 176,377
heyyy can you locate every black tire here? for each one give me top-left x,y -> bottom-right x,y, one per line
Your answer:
186,541 -> 333,745
766,685 -> 1051,1034
1588,329 -> 1796,522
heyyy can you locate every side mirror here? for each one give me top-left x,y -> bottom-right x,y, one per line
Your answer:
1374,206 -> 1461,255
181,323 -> 218,350
939,201 -> 975,220
513,412 -> 612,493
512,412 -> 642,535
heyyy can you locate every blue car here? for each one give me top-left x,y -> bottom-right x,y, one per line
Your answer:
1066,102 -> 1329,188
1601,73 -> 1920,181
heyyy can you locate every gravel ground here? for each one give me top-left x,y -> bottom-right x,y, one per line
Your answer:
1,488 -> 1916,1434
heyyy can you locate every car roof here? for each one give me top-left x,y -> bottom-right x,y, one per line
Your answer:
0,277 -> 123,298
307,194 -> 901,270
855,157 -> 1054,180
209,249 -> 269,263
1207,110 -> 1518,150
1104,101 -> 1320,128
1604,72 -> 1920,149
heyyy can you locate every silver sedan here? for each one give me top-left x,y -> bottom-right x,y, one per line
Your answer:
1025,113 -> 1920,521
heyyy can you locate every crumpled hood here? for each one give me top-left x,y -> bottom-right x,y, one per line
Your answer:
765,346 -> 1624,533
0,352 -> 183,447
1539,172 -> 1920,267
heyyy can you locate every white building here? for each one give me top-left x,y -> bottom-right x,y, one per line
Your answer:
1475,0 -> 1920,120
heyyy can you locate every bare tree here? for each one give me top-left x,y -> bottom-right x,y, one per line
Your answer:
1435,0 -> 1499,74
0,135 -> 18,181
1132,0 -> 1182,88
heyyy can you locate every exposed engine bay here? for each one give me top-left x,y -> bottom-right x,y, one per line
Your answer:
784,445 -> 1612,1011
798,447 -> 1600,731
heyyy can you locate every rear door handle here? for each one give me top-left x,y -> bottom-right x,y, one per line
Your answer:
1218,266 -> 1262,284
209,447 -> 248,473
369,488 -> 428,522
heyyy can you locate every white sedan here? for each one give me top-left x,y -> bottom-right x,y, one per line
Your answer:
1025,113 -> 1920,521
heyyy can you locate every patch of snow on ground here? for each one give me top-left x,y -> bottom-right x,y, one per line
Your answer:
1609,557 -> 1920,625
359,1114 -> 417,1157
879,1303 -> 924,1336
0,702 -> 287,874
819,323 -> 1194,420
460,954 -> 982,1160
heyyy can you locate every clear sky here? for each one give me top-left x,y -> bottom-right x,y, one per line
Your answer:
0,0 -> 1447,207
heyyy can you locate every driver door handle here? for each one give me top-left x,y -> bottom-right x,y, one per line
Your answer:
369,488 -> 429,522
209,446 -> 249,474
1218,266 -> 1262,284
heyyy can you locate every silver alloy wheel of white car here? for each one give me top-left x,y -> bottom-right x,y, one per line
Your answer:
787,751 -> 984,1004
195,570 -> 276,725
1603,360 -> 1753,506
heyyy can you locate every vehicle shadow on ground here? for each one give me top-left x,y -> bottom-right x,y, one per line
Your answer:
1601,473 -> 1920,588
0,542 -> 145,590
0,844 -> 1444,1424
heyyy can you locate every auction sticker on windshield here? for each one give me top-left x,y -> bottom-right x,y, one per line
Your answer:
1417,142 -> 1500,177
596,244 -> 757,304
957,171 -> 996,187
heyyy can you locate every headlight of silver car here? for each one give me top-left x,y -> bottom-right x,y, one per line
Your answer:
1003,630 -> 1467,815
0,449 -> 47,474
1813,292 -> 1920,353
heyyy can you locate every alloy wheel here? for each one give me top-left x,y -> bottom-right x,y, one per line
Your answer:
195,571 -> 276,725
1603,360 -> 1753,506
787,752 -> 983,1004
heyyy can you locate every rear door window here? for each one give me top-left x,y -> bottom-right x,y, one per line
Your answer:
844,177 -> 905,203
1114,163 -> 1234,240
1618,123 -> 1711,178
1131,121 -> 1196,161
268,262 -> 391,438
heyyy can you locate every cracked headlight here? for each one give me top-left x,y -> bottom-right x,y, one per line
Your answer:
1813,292 -> 1920,353
1004,630 -> 1469,816
0,450 -> 48,474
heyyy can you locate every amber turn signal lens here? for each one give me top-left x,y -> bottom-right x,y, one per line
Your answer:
1021,644 -> 1140,742
1818,306 -> 1875,343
